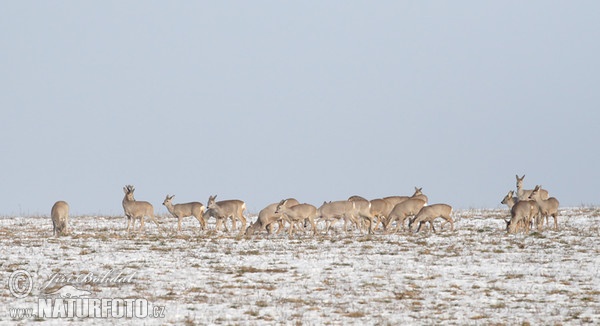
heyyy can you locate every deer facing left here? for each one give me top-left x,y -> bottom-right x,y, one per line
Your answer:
162,195 -> 206,232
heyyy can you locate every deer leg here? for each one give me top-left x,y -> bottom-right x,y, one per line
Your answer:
230,215 -> 236,231
239,215 -> 247,232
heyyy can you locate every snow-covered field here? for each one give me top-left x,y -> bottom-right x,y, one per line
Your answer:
2,207 -> 600,325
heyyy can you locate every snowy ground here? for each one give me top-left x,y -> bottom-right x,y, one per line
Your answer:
2,207 -> 600,325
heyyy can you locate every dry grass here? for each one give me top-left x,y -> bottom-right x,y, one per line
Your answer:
2,208 -> 600,324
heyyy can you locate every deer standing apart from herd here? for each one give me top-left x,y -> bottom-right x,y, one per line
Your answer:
51,201 -> 69,236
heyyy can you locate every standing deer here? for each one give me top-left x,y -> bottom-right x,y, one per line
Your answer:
51,201 -> 69,236
383,198 -> 426,233
275,200 -> 318,236
409,203 -> 454,233
384,187 -> 429,208
516,175 -> 549,201
122,185 -> 161,232
529,185 -> 560,230
246,198 -> 300,236
162,195 -> 206,232
205,195 -> 247,232
411,187 -> 428,203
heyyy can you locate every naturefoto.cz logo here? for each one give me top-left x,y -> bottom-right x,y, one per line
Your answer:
8,269 -> 166,320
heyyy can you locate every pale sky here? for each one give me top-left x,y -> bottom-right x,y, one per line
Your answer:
1,2 -> 599,215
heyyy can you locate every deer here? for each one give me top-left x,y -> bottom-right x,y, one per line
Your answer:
205,195 -> 247,232
505,199 -> 533,234
383,198 -> 427,233
409,203 -> 454,233
51,201 -> 69,236
162,195 -> 206,232
274,200 -> 318,236
384,187 -> 429,208
122,185 -> 161,233
529,185 -> 560,230
245,198 -> 300,236
501,190 -> 540,231
516,175 -> 549,201
369,198 -> 393,231
317,200 -> 361,234
346,196 -> 376,234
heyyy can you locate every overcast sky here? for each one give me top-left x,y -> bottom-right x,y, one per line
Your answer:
1,2 -> 598,216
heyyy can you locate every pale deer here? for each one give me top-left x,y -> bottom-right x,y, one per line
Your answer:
162,195 -> 206,232
205,195 -> 247,232
411,187 -> 428,203
347,196 -> 376,234
51,201 -> 69,236
505,200 -> 532,234
245,198 -> 300,236
384,187 -> 428,209
384,198 -> 426,233
410,203 -> 454,233
516,175 -> 549,201
529,185 -> 560,230
369,198 -> 393,231
501,190 -> 540,231
275,200 -> 318,236
122,185 -> 161,232
317,201 -> 360,234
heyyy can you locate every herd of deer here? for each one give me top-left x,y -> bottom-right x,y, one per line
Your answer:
47,176 -> 560,237
48,185 -> 454,237
501,175 -> 560,234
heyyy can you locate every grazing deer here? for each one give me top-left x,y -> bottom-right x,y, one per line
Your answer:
383,198 -> 426,233
505,200 -> 533,234
205,195 -> 247,232
51,201 -> 69,236
369,198 -> 393,231
246,198 -> 300,236
516,175 -> 549,201
317,201 -> 360,234
162,195 -> 206,232
529,185 -> 560,230
275,200 -> 318,236
410,203 -> 454,233
122,185 -> 161,233
346,196 -> 376,234
501,190 -> 540,231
